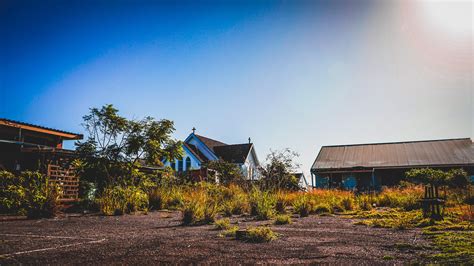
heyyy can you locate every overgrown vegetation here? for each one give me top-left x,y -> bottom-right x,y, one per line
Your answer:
74,104 -> 183,211
352,204 -> 473,263
99,186 -> 149,215
0,171 -> 60,218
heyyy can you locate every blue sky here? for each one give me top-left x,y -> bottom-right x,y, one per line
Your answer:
1,0 -> 472,176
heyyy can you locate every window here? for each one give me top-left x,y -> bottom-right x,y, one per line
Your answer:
170,161 -> 176,171
185,157 -> 191,171
178,160 -> 183,172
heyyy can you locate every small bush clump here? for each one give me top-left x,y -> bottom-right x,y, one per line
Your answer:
238,226 -> 278,242
274,214 -> 292,225
214,218 -> 232,230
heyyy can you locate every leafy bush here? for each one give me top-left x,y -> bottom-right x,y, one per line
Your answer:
0,171 -> 60,218
237,226 -> 278,242
23,171 -> 60,219
274,214 -> 292,225
249,187 -> 276,220
125,186 -> 149,213
99,186 -> 148,215
0,171 -> 25,213
205,160 -> 245,185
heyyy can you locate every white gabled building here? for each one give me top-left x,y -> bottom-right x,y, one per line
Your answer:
163,130 -> 261,180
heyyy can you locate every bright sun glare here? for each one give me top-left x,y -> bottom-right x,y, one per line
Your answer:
416,1 -> 472,39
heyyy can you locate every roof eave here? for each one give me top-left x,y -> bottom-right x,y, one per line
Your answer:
0,119 -> 83,140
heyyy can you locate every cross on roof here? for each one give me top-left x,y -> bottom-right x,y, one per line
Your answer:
192,127 -> 196,134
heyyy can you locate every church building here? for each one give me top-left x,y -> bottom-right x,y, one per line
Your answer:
163,129 -> 261,180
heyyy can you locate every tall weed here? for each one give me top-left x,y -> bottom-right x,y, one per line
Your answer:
249,187 -> 276,220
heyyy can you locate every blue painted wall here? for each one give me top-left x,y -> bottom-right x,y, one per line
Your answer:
315,175 -> 329,188
163,144 -> 201,171
342,175 -> 357,190
185,134 -> 218,161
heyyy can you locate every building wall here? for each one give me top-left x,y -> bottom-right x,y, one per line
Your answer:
186,135 -> 218,161
313,165 -> 474,190
162,146 -> 201,171
241,147 -> 260,180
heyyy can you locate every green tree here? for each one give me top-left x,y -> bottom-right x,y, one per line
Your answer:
205,160 -> 244,185
75,104 -> 183,192
406,168 -> 469,189
446,168 -> 470,189
405,168 -> 470,219
260,149 -> 301,191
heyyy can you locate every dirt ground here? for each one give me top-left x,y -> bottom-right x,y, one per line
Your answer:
1,211 -> 436,265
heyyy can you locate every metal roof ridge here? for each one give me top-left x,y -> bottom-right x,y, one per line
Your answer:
320,138 -> 472,148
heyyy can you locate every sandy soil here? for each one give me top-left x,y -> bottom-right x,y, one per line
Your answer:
0,211 -> 435,265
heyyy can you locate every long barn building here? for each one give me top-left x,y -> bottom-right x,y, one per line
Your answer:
310,138 -> 474,190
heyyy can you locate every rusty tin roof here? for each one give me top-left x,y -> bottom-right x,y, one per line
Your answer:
312,138 -> 474,171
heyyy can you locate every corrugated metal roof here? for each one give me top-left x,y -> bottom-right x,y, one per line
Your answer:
312,138 -> 474,170
0,118 -> 83,139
